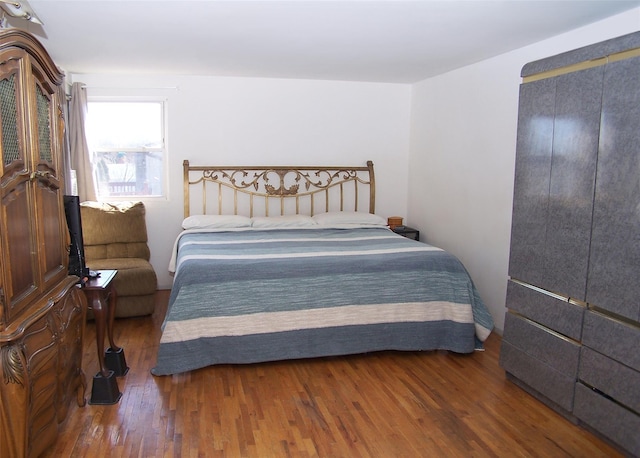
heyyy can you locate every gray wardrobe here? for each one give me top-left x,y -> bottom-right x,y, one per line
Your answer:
500,32 -> 640,456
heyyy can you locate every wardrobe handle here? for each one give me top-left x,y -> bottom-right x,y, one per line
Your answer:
30,170 -> 51,180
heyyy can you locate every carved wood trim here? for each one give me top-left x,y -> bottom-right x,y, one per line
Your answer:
1,343 -> 25,385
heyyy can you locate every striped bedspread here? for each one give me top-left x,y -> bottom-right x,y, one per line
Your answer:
152,227 -> 494,375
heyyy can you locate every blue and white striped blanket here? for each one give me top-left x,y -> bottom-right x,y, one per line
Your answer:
152,227 -> 494,375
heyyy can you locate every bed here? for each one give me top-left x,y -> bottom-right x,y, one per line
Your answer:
151,161 -> 493,376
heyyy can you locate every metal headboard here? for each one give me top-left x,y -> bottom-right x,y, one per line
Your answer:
183,160 -> 375,218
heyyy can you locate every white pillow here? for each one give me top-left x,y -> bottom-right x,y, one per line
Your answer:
312,211 -> 387,227
251,215 -> 317,228
182,214 -> 252,230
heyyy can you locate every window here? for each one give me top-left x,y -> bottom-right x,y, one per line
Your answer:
86,100 -> 166,198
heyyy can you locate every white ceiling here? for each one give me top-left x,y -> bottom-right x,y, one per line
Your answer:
12,0 -> 640,84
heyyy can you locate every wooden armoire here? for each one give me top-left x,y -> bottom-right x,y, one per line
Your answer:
0,30 -> 87,457
500,31 -> 640,455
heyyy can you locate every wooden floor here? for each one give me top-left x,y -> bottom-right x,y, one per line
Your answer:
43,290 -> 621,458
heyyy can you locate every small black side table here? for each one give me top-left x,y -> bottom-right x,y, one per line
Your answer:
392,225 -> 420,241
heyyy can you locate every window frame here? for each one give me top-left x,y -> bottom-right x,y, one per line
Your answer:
86,96 -> 169,201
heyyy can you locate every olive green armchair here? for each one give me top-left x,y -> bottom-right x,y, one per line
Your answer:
80,201 -> 158,318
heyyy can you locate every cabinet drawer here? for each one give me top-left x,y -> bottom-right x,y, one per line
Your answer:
579,347 -> 640,412
506,280 -> 584,340
582,310 -> 640,371
502,312 -> 581,377
574,382 -> 640,457
500,340 -> 577,412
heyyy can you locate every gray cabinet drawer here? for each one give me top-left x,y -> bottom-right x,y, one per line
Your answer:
574,383 -> 640,457
502,312 -> 581,378
500,340 -> 577,412
579,347 -> 640,412
582,310 -> 640,371
506,280 -> 584,340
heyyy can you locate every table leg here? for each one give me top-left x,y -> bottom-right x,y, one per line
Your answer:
106,284 -> 120,352
104,284 -> 129,376
88,291 -> 110,377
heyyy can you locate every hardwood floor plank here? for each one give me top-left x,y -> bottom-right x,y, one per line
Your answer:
42,290 -> 623,457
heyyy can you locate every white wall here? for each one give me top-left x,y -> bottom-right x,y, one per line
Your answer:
71,74 -> 412,288
408,8 -> 640,333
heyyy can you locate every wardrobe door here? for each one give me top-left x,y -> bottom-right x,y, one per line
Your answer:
30,63 -> 67,291
542,66 -> 602,300
586,55 -> 640,321
509,66 -> 603,300
508,78 -> 555,287
0,49 -> 40,326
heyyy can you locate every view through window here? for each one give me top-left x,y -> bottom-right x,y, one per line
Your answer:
86,100 -> 165,198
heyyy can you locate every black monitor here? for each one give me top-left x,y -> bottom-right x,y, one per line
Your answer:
63,195 -> 89,283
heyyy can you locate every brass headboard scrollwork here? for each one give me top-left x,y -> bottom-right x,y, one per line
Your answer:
183,161 -> 375,218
